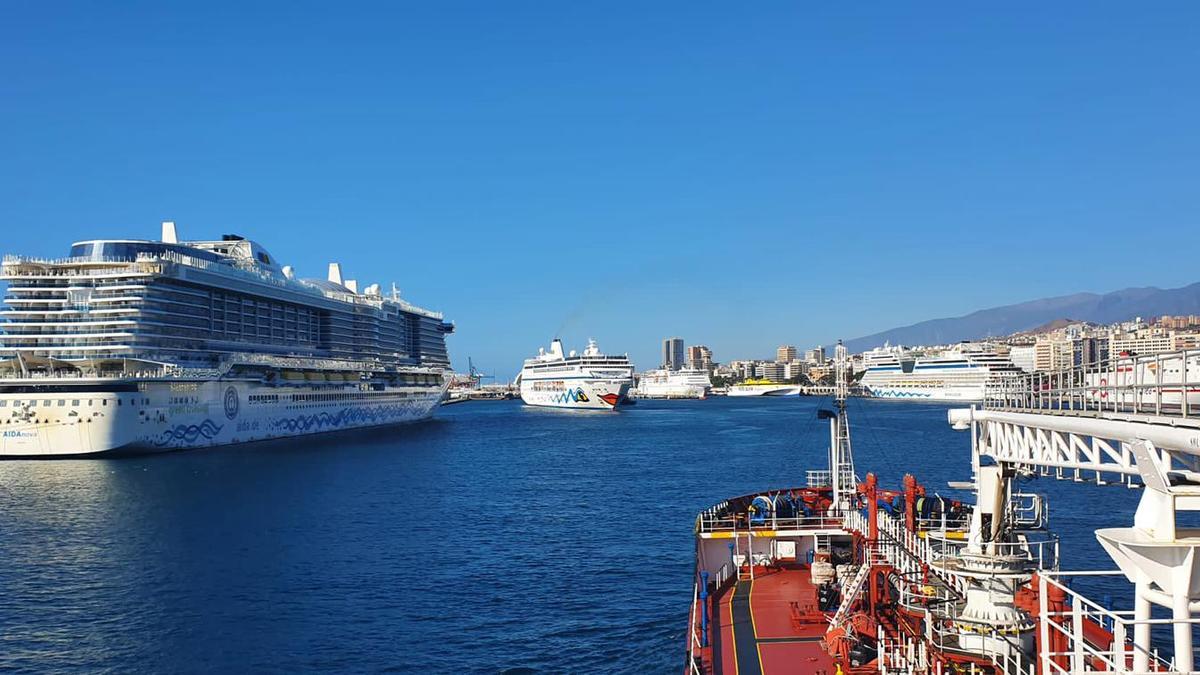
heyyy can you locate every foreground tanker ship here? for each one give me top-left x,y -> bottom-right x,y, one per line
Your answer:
685,342 -> 1200,674
0,222 -> 454,456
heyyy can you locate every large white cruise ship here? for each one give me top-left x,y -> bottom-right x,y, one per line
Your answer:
634,367 -> 711,399
0,222 -> 454,456
517,338 -> 633,410
858,343 -> 1021,402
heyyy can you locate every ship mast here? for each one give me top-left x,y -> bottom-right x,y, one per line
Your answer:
829,340 -> 857,509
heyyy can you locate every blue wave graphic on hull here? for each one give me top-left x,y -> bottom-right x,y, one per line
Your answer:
268,404 -> 418,434
154,420 -> 224,447
551,388 -> 589,404
871,390 -> 932,399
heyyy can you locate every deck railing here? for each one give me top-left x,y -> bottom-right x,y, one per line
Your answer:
4,251 -> 445,319
1036,571 -> 1185,674
985,348 -> 1200,420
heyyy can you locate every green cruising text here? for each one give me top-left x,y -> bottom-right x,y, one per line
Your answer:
0,222 -> 454,456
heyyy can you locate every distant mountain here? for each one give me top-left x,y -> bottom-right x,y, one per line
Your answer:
844,283 -> 1200,353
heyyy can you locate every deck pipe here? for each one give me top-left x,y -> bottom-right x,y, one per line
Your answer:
700,571 -> 709,648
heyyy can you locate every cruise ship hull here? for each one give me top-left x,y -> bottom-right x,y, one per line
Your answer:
635,385 -> 706,399
519,379 -> 631,410
0,379 -> 447,457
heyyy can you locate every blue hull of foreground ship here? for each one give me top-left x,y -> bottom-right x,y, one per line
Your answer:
0,221 -> 454,456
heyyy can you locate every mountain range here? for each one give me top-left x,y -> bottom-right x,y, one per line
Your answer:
843,282 -> 1200,353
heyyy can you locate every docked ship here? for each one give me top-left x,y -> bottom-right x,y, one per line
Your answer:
0,222 -> 454,456
685,342 -> 1200,674
726,379 -> 802,397
859,343 -> 1022,402
635,367 -> 711,399
517,338 -> 633,410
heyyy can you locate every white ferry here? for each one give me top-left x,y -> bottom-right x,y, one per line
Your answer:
517,339 -> 633,410
634,367 -> 711,399
726,379 -> 802,397
859,343 -> 1021,402
0,222 -> 454,456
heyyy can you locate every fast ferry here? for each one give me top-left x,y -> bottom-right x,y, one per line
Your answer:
634,367 -> 711,399
683,342 -> 1200,674
0,222 -> 453,456
858,343 -> 1022,402
726,379 -> 802,397
516,338 -> 633,410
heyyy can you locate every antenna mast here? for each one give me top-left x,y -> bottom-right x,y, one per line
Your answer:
829,340 -> 857,509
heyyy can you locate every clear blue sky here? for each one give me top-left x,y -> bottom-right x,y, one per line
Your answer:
2,3 -> 1198,377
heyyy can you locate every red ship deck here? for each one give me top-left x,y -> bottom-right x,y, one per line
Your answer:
709,566 -> 839,675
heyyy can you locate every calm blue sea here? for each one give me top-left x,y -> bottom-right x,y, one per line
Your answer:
0,397 -> 1140,673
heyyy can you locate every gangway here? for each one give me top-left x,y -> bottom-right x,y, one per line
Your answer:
948,347 -> 1200,673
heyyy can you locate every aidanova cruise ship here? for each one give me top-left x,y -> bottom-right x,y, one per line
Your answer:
858,343 -> 1022,402
0,222 -> 453,456
518,338 -> 633,410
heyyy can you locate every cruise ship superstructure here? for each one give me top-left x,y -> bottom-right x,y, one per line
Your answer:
859,343 -> 1022,402
635,367 -> 711,399
517,338 -> 633,410
0,222 -> 454,456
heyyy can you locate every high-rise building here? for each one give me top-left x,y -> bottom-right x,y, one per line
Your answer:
1074,336 -> 1109,368
1034,338 -> 1074,371
687,345 -> 713,371
776,345 -> 797,363
805,347 -> 826,365
663,337 -> 685,371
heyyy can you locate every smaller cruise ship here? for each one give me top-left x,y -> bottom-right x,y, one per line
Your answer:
517,339 -> 633,410
726,379 -> 802,397
634,368 -> 711,399
859,343 -> 1022,402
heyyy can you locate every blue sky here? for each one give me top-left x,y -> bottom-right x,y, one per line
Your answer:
2,3 -> 1198,376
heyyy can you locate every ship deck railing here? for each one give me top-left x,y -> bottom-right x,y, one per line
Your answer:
1036,571 -> 1187,674
695,511 -> 849,534
0,368 -> 221,382
923,528 -> 1060,572
0,352 -> 443,383
4,252 -> 444,319
984,348 -> 1200,422
876,611 -> 1039,675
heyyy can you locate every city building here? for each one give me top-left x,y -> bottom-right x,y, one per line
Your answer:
688,345 -> 714,372
805,346 -> 826,365
727,360 -> 757,381
1034,338 -> 1074,371
1074,336 -> 1109,368
758,362 -> 785,382
784,360 -> 809,381
1109,333 -> 1174,357
1008,345 -> 1036,372
1158,315 -> 1200,330
808,365 -> 832,382
663,337 -> 685,371
776,345 -> 797,363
